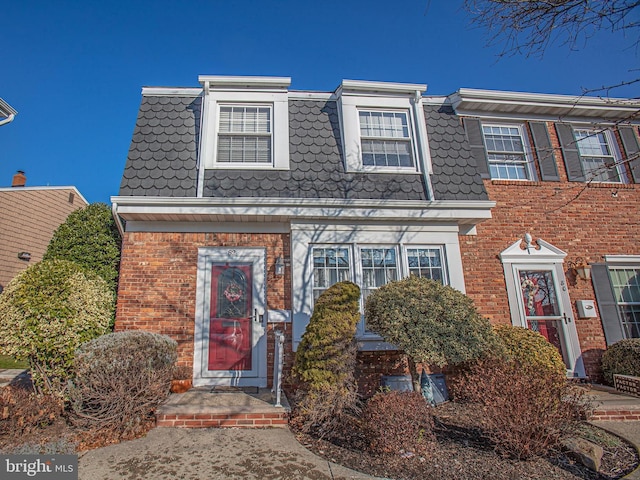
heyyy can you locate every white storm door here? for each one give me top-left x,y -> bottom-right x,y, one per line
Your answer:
512,264 -> 585,378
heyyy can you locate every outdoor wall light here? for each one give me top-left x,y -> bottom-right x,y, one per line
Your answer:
567,257 -> 591,281
17,251 -> 31,261
275,256 -> 285,276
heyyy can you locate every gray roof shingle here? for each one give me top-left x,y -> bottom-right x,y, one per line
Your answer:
425,104 -> 488,201
119,94 -> 487,202
203,99 -> 427,200
119,95 -> 200,197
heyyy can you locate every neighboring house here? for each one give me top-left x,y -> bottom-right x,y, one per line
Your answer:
0,172 -> 89,291
111,76 -> 640,390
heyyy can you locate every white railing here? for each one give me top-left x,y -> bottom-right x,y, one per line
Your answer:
272,330 -> 285,407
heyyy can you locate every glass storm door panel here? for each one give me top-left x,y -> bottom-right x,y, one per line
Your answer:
208,264 -> 253,371
518,269 -> 570,369
194,247 -> 267,388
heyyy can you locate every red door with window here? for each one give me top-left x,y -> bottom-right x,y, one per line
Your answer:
208,264 -> 253,371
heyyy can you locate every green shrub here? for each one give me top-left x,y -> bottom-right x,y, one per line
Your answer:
292,281 -> 361,436
365,276 -> 497,389
0,260 -> 114,395
69,331 -> 177,435
44,203 -> 121,292
494,325 -> 566,378
602,338 -> 640,385
360,390 -> 435,456
453,358 -> 590,459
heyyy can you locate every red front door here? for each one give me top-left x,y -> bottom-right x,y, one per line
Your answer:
208,264 -> 253,371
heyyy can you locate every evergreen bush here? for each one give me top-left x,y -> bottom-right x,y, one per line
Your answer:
44,203 -> 121,292
601,338 -> 640,385
0,260 -> 114,395
292,281 -> 361,436
494,324 -> 566,378
365,275 -> 497,390
69,331 -> 177,435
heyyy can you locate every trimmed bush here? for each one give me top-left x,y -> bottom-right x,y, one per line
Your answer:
361,390 -> 436,456
453,358 -> 590,459
494,325 -> 566,378
44,203 -> 121,292
602,338 -> 640,385
69,331 -> 177,435
0,260 -> 114,395
365,276 -> 497,389
292,281 -> 361,436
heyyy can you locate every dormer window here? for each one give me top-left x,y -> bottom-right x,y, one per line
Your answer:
199,76 -> 290,171
359,110 -> 414,168
337,80 -> 431,175
218,106 -> 272,164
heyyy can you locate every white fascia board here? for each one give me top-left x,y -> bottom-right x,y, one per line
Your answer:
288,91 -> 336,101
199,75 -> 291,90
339,79 -> 427,96
142,87 -> 202,97
111,196 -> 494,223
0,98 -> 17,116
450,88 -> 640,119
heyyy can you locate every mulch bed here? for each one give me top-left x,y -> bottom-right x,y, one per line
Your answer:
295,402 -> 639,480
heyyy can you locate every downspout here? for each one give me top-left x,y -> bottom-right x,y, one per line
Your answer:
111,202 -> 125,238
412,88 -> 435,201
0,113 -> 15,127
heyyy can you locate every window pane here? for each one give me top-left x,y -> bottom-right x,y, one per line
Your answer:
218,106 -> 272,164
575,129 -> 620,182
519,270 -> 560,317
312,248 -> 351,301
405,248 -> 445,283
482,125 -> 530,180
359,110 -> 414,168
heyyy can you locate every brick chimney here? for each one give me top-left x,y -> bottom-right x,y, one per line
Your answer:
11,170 -> 26,187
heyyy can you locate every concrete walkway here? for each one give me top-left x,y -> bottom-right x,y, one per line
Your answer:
78,427 -> 375,480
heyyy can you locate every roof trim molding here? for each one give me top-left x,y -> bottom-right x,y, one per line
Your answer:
111,196 -> 495,225
450,88 -> 640,121
338,79 -> 427,97
141,87 -> 202,97
198,75 -> 291,92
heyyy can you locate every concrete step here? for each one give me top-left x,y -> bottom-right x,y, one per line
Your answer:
156,388 -> 290,428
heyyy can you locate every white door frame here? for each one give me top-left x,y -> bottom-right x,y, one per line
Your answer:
193,247 -> 267,387
500,238 -> 586,378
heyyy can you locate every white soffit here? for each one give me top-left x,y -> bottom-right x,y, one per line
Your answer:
450,88 -> 640,121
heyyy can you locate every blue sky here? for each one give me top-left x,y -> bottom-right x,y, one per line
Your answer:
1,0 -> 637,204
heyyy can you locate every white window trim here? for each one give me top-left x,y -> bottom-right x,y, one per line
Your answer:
481,123 -> 537,181
292,222 -> 465,349
338,93 -> 431,175
573,127 -> 626,183
200,89 -> 290,172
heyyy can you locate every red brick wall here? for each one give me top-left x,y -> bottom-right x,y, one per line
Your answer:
115,231 -> 291,386
460,122 -> 640,380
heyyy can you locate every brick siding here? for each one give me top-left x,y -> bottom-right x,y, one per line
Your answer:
460,122 -> 640,381
115,231 -> 291,387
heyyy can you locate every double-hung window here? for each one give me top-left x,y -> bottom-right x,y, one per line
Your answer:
608,267 -> 640,338
358,111 -> 414,168
217,105 -> 272,164
311,244 -> 447,335
574,129 -> 621,183
481,124 -> 532,180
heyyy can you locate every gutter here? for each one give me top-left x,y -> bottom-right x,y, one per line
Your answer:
0,113 -> 15,127
0,98 -> 17,127
111,202 -> 125,238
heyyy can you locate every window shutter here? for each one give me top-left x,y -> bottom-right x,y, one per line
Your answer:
591,264 -> 625,345
529,122 -> 559,181
619,126 -> 640,183
555,123 -> 585,182
462,118 -> 490,179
